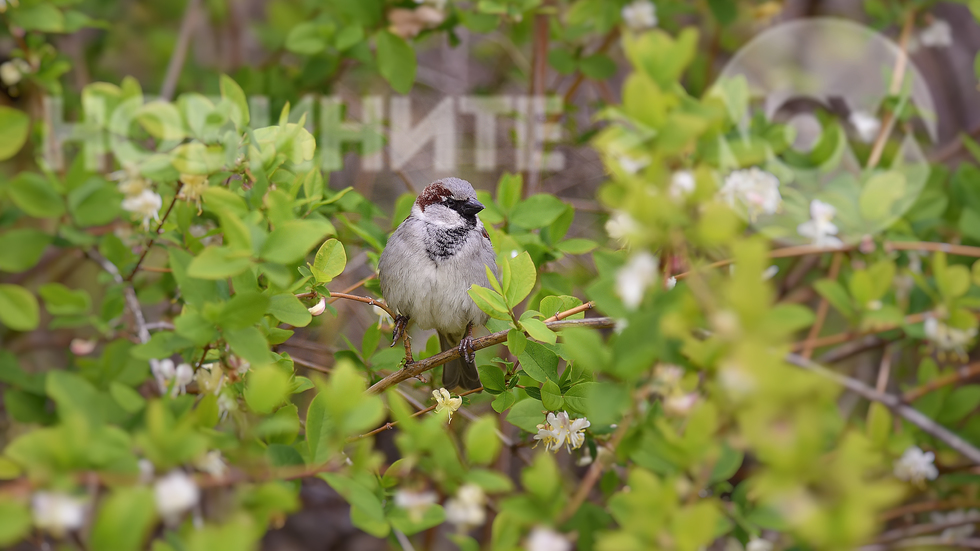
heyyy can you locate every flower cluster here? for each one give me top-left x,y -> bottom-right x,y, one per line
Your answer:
893,446 -> 938,485
151,358 -> 195,397
797,199 -> 843,247
526,526 -> 571,551
924,317 -> 978,361
534,411 -> 590,454
32,492 -> 86,537
153,470 -> 200,524
393,489 -> 438,523
621,0 -> 658,32
718,167 -> 782,221
177,173 -> 209,213
616,251 -> 659,309
651,365 -> 700,416
111,166 -> 162,230
0,58 -> 30,88
444,484 -> 486,530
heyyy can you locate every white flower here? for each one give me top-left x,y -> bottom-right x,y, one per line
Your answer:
177,173 -> 208,212
154,470 -> 200,522
849,110 -> 881,143
665,276 -> 677,290
394,489 -> 438,523
444,484 -> 486,530
797,199 -> 843,247
32,492 -> 85,537
670,170 -> 695,198
433,388 -> 462,423
122,189 -> 163,230
526,526 -> 571,551
919,19 -> 952,48
534,411 -> 590,454
930,509 -> 980,540
194,450 -> 227,478
613,318 -> 629,334
718,362 -> 756,399
747,538 -> 774,551
653,365 -> 684,393
308,296 -> 327,316
151,358 -> 176,393
617,154 -> 650,174
606,211 -> 640,247
0,58 -> 29,87
170,363 -> 194,397
621,0 -> 658,31
894,446 -> 939,484
70,338 -> 97,355
111,165 -> 149,197
924,317 -> 978,359
718,167 -> 782,221
616,252 -> 658,309
217,392 -> 237,420
663,392 -> 699,417
374,305 -> 394,327
195,363 -> 224,395
762,265 -> 779,281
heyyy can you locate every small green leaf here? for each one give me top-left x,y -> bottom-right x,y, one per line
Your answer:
202,187 -> 248,217
507,328 -> 527,356
0,106 -> 30,161
468,286 -> 511,320
244,365 -> 291,414
556,239 -> 597,255
562,382 -> 597,415
38,283 -> 90,316
0,229 -> 52,273
465,416 -> 502,466
0,500 -> 32,547
541,379 -> 563,411
477,365 -> 506,394
268,294 -> 313,327
579,54 -> 617,80
225,326 -> 272,365
813,279 -> 855,319
7,173 -> 65,218
218,291 -> 270,330
505,398 -> 545,432
219,74 -> 250,127
375,30 -> 417,94
187,246 -> 252,280
509,195 -> 568,228
285,22 -> 328,55
517,342 -> 559,383
109,382 -> 146,413
0,284 -> 39,331
491,391 -> 516,413
505,251 -> 536,306
522,318 -> 556,344
261,220 -> 335,264
313,239 -> 347,283
90,488 -> 156,551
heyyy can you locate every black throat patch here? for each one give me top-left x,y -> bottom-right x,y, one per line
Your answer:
425,224 -> 473,262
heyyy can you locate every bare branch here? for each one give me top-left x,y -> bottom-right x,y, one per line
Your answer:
159,0 -> 202,101
903,362 -> 980,403
87,250 -> 150,345
127,181 -> 184,281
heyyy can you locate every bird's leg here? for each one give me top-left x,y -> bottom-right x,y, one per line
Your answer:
457,322 -> 476,364
391,315 -> 410,347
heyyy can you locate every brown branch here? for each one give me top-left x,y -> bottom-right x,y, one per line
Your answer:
558,28 -> 619,112
351,387 -> 485,441
867,9 -> 915,170
291,356 -> 331,374
790,311 -> 930,353
160,0 -> 202,101
544,301 -> 594,322
880,499 -> 980,521
87,250 -> 151,345
801,251 -> 844,359
327,293 -> 396,320
903,362 -> 980,403
785,353 -> 980,463
868,516 -> 980,546
328,274 -> 377,303
367,317 -> 616,395
524,5 -> 550,197
126,181 -> 184,281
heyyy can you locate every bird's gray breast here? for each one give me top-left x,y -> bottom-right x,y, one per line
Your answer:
424,224 -> 475,261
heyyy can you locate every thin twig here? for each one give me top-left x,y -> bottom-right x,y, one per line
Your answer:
881,499 -> 980,521
868,515 -> 980,546
903,362 -> 980,403
860,536 -> 980,550
558,412 -> 632,523
328,293 -> 396,320
524,5 -> 550,197
367,317 -> 616,395
290,356 -> 331,375
790,312 -> 930,353
327,274 -> 377,303
867,9 -> 915,170
785,353 -> 980,463
543,301 -> 594,322
352,387 -> 485,441
87,250 -> 150,345
802,252 -> 844,359
160,0 -> 202,101
127,182 -> 184,281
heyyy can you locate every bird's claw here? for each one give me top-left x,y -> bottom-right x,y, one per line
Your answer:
391,315 -> 410,347
458,335 -> 476,364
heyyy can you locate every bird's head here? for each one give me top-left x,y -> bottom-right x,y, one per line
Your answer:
413,177 -> 486,228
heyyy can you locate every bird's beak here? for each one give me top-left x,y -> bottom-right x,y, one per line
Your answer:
459,198 -> 485,215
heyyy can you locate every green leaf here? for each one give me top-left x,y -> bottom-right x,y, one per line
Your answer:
556,239 -> 598,255
261,220 -> 335,264
506,398 -> 545,432
285,22 -> 328,55
507,328 -> 528,356
7,172 -> 65,218
492,391 -> 516,413
707,0 -> 738,24
477,365 -> 506,394
38,282 -> 90,316
10,3 -> 65,32
219,74 -> 250,127
579,54 -> 617,80
813,279 -> 855,319
217,213 -> 252,252
548,49 -> 578,74
938,385 -> 980,423
90,488 -> 156,551
267,294 -> 313,327
496,173 -> 523,212
562,382 -> 597,415
522,318 -> 556,344
375,31 -> 417,94
0,106 -> 30,161
313,239 -> 347,283
859,171 -> 906,221
708,444 -> 743,483
465,416 -> 502,466
867,402 -> 891,446
225,326 -> 272,365
218,291 -> 270,330
109,382 -> 146,413
0,229 -> 52,272
468,285 -> 511,320
541,379 -> 563,411
202,187 -> 248,217
0,284 -> 39,331
321,473 -> 387,524
0,500 -> 31,547
517,341 -> 559,383
505,251 -> 536,306
130,331 -> 193,360
509,195 -> 568,228
244,365 -> 291,414
187,246 -> 252,280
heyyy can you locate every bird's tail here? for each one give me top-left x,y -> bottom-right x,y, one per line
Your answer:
439,331 -> 481,390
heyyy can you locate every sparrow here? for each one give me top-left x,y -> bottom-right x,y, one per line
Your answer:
378,177 -> 499,390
